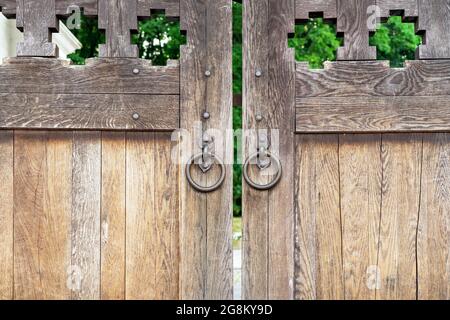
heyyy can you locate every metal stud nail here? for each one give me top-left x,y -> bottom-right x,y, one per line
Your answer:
205,70 -> 211,77
202,111 -> 210,120
132,113 -> 140,120
255,69 -> 262,77
256,114 -> 263,122
133,68 -> 140,75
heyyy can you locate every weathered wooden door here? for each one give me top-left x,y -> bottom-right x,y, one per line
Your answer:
243,0 -> 450,300
0,0 -> 232,300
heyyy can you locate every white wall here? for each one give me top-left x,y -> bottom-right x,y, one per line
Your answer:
0,12 -> 82,63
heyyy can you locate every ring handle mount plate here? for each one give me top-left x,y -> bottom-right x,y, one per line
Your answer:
186,153 -> 226,193
243,152 -> 282,191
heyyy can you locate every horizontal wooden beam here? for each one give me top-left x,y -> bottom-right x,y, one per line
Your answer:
1,0 -> 180,17
297,60 -> 450,98
0,58 -> 179,95
0,93 -> 179,130
296,96 -> 450,133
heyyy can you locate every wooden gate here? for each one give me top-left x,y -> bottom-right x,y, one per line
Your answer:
243,0 -> 450,300
0,0 -> 232,300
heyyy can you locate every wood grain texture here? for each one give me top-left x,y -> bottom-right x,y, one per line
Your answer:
377,0 -> 418,19
100,132 -> 126,300
1,0 -> 98,16
295,135 -> 344,300
337,0 -> 376,60
296,96 -> 450,133
377,134 -> 422,300
339,134 -> 382,300
418,0 -> 450,59
0,58 -> 179,95
0,131 -> 13,300
16,0 -> 58,57
138,0 -> 180,17
296,60 -> 450,98
180,0 -> 233,300
204,0 -> 233,300
154,133 -> 180,300
14,131 -> 72,300
417,134 -> 450,300
125,132 -> 156,299
98,0 -> 139,58
179,0 -> 208,300
71,132 -> 101,300
242,0 -> 270,300
267,0 -> 295,300
0,93 -> 179,131
295,0 -> 337,20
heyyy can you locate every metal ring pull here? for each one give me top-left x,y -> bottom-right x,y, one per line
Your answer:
186,153 -> 226,193
243,152 -> 282,191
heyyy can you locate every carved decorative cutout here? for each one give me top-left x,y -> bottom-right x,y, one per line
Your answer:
337,0 -> 376,60
98,0 -> 139,58
295,0 -> 337,20
16,0 -> 59,57
138,0 -> 180,18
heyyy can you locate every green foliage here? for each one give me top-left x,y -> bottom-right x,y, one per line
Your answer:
232,2 -> 243,217
67,16 -> 104,65
133,15 -> 186,65
67,14 -> 185,65
370,16 -> 421,67
233,2 -> 243,95
289,18 -> 342,68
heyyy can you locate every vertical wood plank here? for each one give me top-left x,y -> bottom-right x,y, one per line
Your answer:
14,131 -> 72,300
242,0 -> 270,300
125,132 -> 156,300
295,135 -> 344,300
377,134 -> 422,300
101,132 -> 126,300
98,0 -> 139,58
0,131 -> 13,299
417,133 -> 450,300
180,0 -> 207,299
418,0 -> 450,59
337,0 -> 377,61
339,134 -> 382,300
71,132 -> 101,300
204,0 -> 233,300
267,0 -> 295,300
154,133 -> 179,300
16,0 -> 58,57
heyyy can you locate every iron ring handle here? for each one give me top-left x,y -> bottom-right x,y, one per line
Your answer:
186,153 -> 226,193
243,152 -> 282,191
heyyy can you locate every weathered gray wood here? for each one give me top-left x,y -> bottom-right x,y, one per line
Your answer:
16,0 -> 59,57
0,131 -> 13,300
295,0 -> 337,20
179,0 -> 233,300
1,0 -> 97,16
418,0 -> 450,59
179,0 -> 208,300
296,96 -> 450,133
204,0 -> 233,300
377,0 -> 418,19
138,0 -> 180,17
296,61 -> 450,98
98,0 -> 139,58
242,0 -> 270,300
266,0 -> 295,300
71,132 -> 101,300
0,58 -> 179,95
337,0 -> 377,60
0,93 -> 179,130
